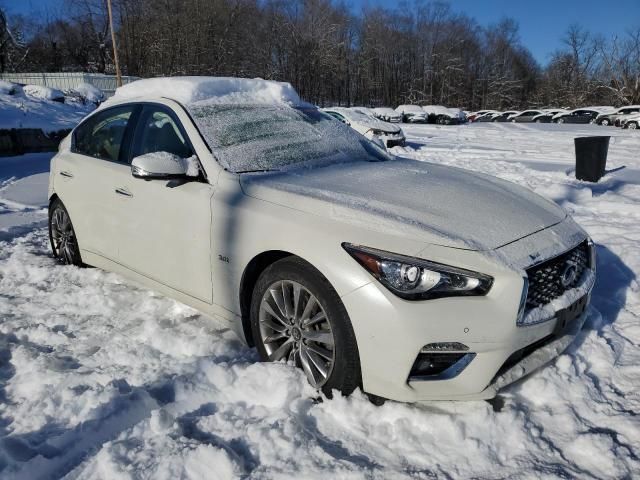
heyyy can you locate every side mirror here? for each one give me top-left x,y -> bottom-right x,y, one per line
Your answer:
131,152 -> 200,180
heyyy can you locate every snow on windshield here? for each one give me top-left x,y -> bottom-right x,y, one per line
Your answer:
188,104 -> 390,172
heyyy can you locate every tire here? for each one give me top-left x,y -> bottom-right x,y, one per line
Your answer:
250,256 -> 361,397
535,119 -> 541,123
629,122 -> 638,130
49,198 -> 83,266
601,119 -> 610,126
558,118 -> 565,124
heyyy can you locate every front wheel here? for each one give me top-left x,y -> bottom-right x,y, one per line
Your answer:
601,119 -> 610,126
49,199 -> 83,266
628,122 -> 638,130
557,118 -> 565,124
250,257 -> 361,397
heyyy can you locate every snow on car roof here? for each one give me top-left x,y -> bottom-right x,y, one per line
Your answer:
109,76 -> 304,106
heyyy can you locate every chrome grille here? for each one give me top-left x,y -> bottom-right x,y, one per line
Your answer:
525,241 -> 590,309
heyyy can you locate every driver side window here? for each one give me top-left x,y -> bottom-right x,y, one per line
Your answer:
132,107 -> 193,160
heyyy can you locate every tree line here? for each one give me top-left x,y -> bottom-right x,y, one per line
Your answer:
1,0 -> 639,110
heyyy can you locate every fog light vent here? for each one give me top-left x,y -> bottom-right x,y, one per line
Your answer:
420,342 -> 469,353
409,352 -> 476,381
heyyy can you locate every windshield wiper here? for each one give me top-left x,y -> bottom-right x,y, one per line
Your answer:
235,168 -> 279,174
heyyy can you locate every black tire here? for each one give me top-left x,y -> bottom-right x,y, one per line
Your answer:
250,256 -> 361,397
49,198 -> 83,266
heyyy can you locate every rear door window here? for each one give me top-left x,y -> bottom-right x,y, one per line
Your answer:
73,106 -> 137,162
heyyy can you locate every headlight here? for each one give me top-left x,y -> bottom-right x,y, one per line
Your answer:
371,129 -> 386,136
342,244 -> 493,300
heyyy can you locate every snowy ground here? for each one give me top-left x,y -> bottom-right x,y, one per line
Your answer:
1,122 -> 639,479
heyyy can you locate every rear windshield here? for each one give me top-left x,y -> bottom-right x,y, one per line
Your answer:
188,104 -> 390,173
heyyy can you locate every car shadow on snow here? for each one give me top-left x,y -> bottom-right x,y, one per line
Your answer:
580,243 -> 635,336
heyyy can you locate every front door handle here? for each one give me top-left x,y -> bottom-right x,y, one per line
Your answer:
114,187 -> 133,198
60,171 -> 74,178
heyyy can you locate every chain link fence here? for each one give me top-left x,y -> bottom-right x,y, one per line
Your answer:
0,72 -> 139,97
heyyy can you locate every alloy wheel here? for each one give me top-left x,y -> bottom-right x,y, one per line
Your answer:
258,280 -> 335,388
629,122 -> 638,130
50,207 -> 78,264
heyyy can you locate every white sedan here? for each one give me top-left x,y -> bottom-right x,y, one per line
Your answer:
322,107 -> 406,148
48,77 -> 595,403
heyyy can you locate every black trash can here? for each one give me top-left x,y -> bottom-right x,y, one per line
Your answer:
574,136 -> 609,182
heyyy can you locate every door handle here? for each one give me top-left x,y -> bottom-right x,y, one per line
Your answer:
60,171 -> 74,178
114,187 -> 133,198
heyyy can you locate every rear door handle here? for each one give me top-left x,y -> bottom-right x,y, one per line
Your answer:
60,171 -> 74,178
115,187 -> 133,198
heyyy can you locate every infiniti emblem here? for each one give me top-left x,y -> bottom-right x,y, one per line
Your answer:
560,261 -> 579,288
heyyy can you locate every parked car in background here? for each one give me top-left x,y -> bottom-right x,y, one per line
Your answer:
531,109 -> 566,123
396,105 -> 428,123
510,110 -> 544,123
373,107 -> 402,123
552,107 -> 612,124
48,76 -> 596,403
620,112 -> 640,129
323,107 -> 406,147
595,106 -> 640,126
350,106 -> 377,119
422,105 -> 465,125
473,111 -> 501,122
491,111 -> 520,122
467,110 -> 495,122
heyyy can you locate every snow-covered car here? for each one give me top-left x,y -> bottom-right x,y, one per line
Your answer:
349,106 -> 376,118
620,112 -> 640,129
395,104 -> 428,123
47,76 -> 596,403
372,107 -> 402,123
510,109 -> 544,123
531,109 -> 566,123
595,106 -> 640,126
322,107 -> 405,148
552,107 -> 613,124
422,105 -> 465,125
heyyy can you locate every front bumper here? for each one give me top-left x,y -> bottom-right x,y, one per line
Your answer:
381,132 -> 406,148
340,226 -> 593,402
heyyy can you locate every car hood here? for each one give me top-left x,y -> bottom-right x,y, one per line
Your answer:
240,159 -> 567,251
359,120 -> 401,134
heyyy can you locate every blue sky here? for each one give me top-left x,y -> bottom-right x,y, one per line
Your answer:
3,0 -> 639,65
355,0 -> 640,64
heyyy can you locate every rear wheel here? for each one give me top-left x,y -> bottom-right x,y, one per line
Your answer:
629,122 -> 638,130
49,199 -> 82,266
250,257 -> 361,397
601,119 -> 610,126
557,118 -> 565,124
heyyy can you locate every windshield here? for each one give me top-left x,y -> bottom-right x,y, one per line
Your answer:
188,104 -> 391,173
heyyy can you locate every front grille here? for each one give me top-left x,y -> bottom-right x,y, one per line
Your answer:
525,241 -> 590,309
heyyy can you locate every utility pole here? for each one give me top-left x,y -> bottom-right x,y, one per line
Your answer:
106,0 -> 122,87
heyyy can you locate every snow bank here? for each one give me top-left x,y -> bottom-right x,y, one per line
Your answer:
1,122 -> 640,478
22,85 -> 65,102
72,83 -> 104,104
0,80 -> 20,96
0,87 -> 95,132
109,76 -> 303,106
